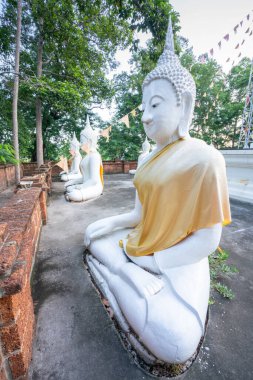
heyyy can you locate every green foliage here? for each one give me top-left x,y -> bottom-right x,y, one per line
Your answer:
0,143 -> 18,164
99,118 -> 146,160
0,0 -> 176,161
0,0 -> 251,161
179,50 -> 251,149
209,247 -> 238,302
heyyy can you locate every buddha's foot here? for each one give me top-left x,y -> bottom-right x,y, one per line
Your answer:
119,262 -> 164,299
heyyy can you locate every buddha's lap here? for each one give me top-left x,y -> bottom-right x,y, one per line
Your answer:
89,254 -> 204,360
90,228 -> 131,272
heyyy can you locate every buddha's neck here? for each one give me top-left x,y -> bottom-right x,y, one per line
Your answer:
155,132 -> 190,151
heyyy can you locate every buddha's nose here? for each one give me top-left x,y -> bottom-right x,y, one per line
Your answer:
142,110 -> 153,125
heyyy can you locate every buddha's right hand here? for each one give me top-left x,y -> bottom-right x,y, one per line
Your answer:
84,218 -> 115,247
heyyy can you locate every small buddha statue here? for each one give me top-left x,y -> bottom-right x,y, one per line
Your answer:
65,116 -> 103,202
60,133 -> 82,182
129,137 -> 151,175
84,19 -> 231,364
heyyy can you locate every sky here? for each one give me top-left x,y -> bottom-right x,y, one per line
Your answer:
95,0 -> 253,121
170,0 -> 253,70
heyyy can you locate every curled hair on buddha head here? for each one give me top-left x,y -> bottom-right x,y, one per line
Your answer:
142,17 -> 196,134
80,115 -> 98,151
70,132 -> 80,153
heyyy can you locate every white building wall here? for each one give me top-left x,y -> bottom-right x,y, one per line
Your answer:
220,150 -> 253,204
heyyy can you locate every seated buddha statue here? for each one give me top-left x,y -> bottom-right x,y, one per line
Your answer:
84,19 -> 231,364
129,137 -> 151,175
60,133 -> 82,182
65,116 -> 103,202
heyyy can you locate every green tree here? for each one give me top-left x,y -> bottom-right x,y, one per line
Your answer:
0,0 -> 178,162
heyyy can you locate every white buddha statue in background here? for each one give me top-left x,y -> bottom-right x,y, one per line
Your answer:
60,133 -> 82,182
84,19 -> 231,364
129,137 -> 151,175
65,116 -> 103,202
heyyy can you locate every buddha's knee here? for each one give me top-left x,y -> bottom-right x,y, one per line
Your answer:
146,312 -> 202,363
141,291 -> 203,363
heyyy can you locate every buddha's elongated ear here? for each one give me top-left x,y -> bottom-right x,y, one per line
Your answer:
178,91 -> 193,138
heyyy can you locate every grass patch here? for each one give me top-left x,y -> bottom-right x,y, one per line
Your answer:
209,247 -> 238,302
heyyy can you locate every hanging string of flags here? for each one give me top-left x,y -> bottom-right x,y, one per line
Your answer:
199,9 -> 253,65
100,104 -> 142,141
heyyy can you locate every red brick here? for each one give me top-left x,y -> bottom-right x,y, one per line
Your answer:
6,231 -> 24,250
39,191 -> 47,225
8,352 -> 26,379
0,263 -> 27,297
0,224 -> 8,244
0,293 -> 33,356
0,244 -> 18,277
0,324 -> 22,355
0,275 -> 32,325
0,367 -> 8,380
0,297 -> 16,325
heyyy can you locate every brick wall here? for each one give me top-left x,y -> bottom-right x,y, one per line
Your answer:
102,160 -> 137,174
22,163 -> 37,177
0,166 -> 24,193
51,160 -> 138,177
0,186 -> 47,379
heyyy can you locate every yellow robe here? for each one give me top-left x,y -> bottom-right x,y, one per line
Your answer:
126,138 -> 231,257
100,163 -> 104,187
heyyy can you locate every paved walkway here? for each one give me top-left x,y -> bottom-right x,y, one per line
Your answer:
28,175 -> 253,380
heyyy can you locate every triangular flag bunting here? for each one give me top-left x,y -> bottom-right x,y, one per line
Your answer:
119,115 -> 130,128
224,34 -> 229,41
56,156 -> 68,173
234,24 -> 239,33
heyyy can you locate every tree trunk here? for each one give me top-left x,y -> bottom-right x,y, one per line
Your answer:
12,0 -> 22,184
36,19 -> 44,167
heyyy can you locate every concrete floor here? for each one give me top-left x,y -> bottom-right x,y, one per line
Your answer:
28,175 -> 253,380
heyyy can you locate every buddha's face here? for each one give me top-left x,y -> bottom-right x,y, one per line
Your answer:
81,136 -> 90,153
142,78 -> 188,146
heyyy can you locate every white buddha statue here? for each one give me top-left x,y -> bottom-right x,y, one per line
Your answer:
129,137 -> 151,175
84,19 -> 231,364
60,133 -> 82,182
65,116 -> 103,202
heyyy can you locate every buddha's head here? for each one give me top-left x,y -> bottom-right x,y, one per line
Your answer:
141,18 -> 196,147
80,115 -> 98,154
69,132 -> 80,157
142,137 -> 151,153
